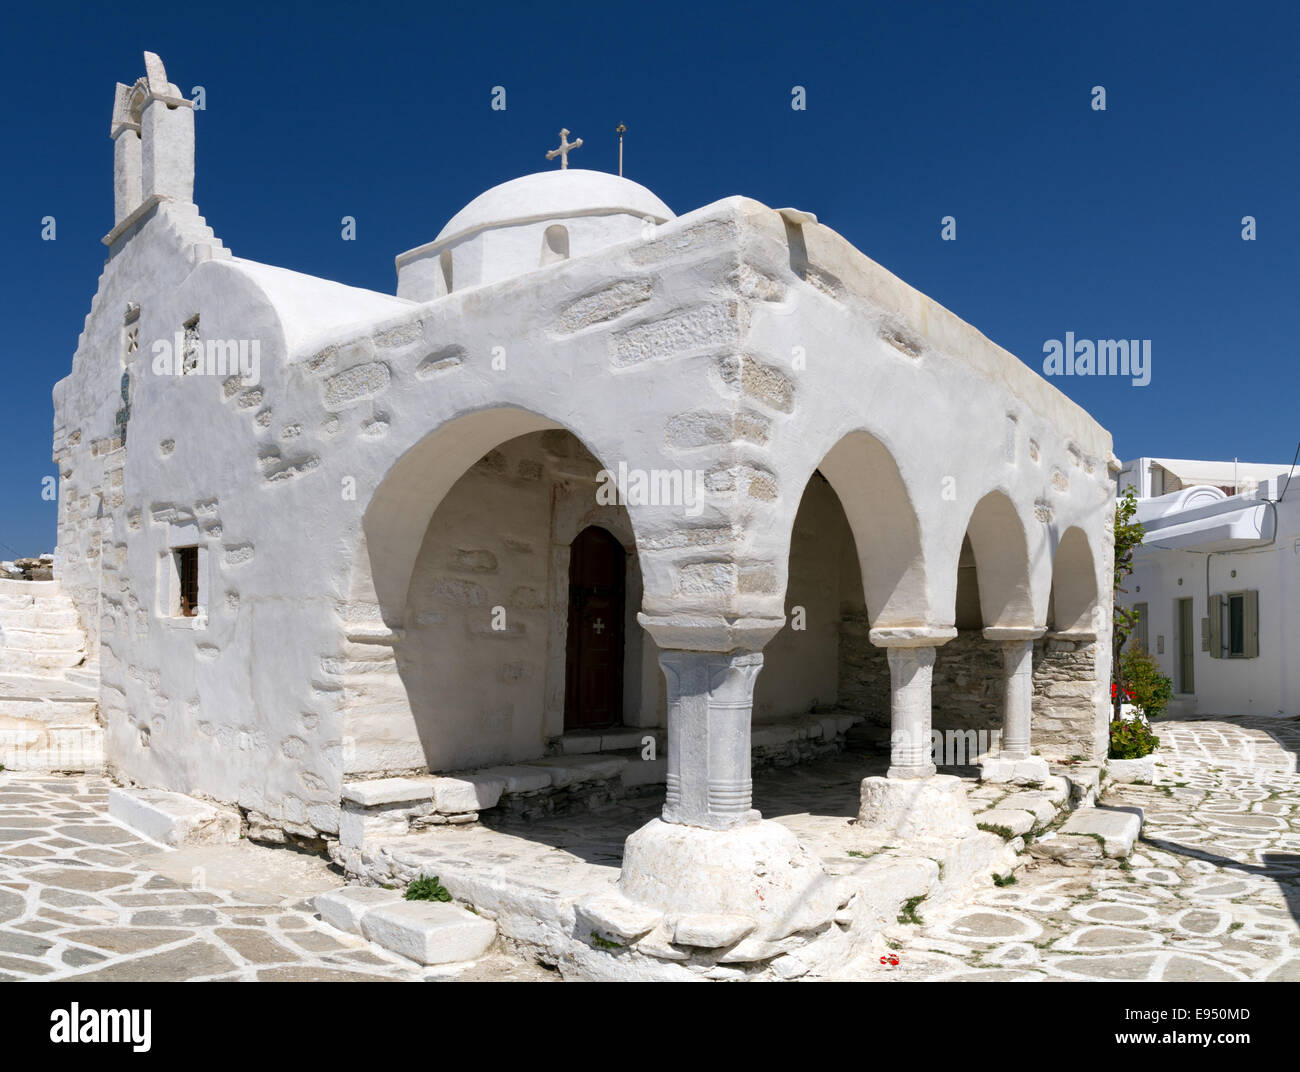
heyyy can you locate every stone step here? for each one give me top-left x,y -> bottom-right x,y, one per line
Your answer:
0,607 -> 82,629
1029,805 -> 1144,866
315,889 -> 497,966
0,649 -> 86,674
0,579 -> 62,601
0,627 -> 86,651
108,787 -> 242,847
0,725 -> 103,771
0,696 -> 99,725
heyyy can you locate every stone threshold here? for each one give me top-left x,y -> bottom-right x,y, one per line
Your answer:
336,711 -> 866,843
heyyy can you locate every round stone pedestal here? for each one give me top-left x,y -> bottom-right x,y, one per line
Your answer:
617,817 -> 840,944
858,774 -> 978,839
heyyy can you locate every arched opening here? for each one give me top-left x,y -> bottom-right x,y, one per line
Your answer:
564,526 -> 627,730
1033,526 -> 1103,760
756,430 -> 926,775
1049,527 -> 1098,635
928,492 -> 1035,764
540,224 -> 569,265
388,428 -> 651,771
962,490 -> 1033,629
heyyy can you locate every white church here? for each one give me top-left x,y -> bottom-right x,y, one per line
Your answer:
13,53 -> 1122,977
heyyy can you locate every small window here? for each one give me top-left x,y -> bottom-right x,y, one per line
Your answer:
1210,590 -> 1258,659
176,547 -> 200,617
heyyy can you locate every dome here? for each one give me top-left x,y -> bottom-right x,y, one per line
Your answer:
396,170 -> 676,301
434,169 -> 674,245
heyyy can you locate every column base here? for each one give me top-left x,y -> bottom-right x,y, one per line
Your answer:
617,818 -> 840,945
886,763 -> 937,780
979,754 -> 1051,785
858,774 -> 977,839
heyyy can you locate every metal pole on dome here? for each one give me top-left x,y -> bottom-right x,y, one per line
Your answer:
616,123 -> 626,177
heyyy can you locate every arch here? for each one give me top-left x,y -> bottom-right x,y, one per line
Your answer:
960,490 -> 1034,628
540,224 -> 570,265
360,407 -> 570,618
813,430 -> 929,627
1050,526 -> 1099,634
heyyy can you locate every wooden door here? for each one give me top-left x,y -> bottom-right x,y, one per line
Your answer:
564,527 -> 626,730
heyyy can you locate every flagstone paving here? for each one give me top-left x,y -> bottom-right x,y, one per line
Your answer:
1,716 -> 1297,981
877,717 -> 1300,981
0,774 -> 551,981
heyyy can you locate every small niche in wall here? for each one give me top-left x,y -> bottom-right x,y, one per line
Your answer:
439,249 -> 453,295
541,224 -> 570,266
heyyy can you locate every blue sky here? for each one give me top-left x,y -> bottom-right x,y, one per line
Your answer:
1,0 -> 1296,556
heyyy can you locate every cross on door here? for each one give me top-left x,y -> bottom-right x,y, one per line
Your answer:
591,618 -> 605,634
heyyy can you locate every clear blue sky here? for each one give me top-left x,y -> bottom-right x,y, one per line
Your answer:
1,0 -> 1296,557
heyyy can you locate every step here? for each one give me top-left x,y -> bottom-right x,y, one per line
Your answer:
0,696 -> 99,725
0,607 -> 82,630
0,649 -> 86,674
1029,805 -> 1144,865
359,900 -> 497,965
0,627 -> 86,651
0,725 -> 103,771
108,787 -> 242,847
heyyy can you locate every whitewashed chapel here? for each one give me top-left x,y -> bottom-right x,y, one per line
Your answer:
36,53 -> 1120,975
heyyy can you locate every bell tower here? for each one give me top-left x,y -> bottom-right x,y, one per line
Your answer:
109,52 -> 195,226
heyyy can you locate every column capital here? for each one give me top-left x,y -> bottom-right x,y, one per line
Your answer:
982,626 -> 1047,642
869,625 -> 957,649
637,612 -> 785,653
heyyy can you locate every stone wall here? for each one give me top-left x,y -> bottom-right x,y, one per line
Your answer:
930,630 -> 1003,736
837,624 -> 1103,762
1031,637 -> 1100,760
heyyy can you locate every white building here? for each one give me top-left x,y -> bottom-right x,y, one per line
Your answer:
9,52 -> 1123,975
1120,459 -> 1299,718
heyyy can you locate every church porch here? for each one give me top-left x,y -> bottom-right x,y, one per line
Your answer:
332,745 -> 1096,979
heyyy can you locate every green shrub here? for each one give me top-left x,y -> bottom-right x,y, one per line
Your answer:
1118,646 -> 1174,719
405,874 -> 452,902
1109,717 -> 1160,760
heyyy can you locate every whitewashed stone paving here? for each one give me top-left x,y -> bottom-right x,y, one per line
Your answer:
885,718 -> 1300,981
2,717 -> 1297,981
0,772 -> 549,981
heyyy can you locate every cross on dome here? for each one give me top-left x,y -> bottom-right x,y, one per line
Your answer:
545,128 -> 583,169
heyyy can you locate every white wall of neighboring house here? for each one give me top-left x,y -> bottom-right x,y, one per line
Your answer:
1121,468 -> 1300,718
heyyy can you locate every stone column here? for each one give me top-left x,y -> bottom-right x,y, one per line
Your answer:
660,649 -> 762,829
980,627 -> 1049,784
998,637 -> 1035,759
868,627 -> 956,779
885,645 -> 938,779
614,614 -> 841,957
858,626 -> 976,839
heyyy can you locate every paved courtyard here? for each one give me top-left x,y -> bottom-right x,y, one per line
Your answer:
887,717 -> 1300,981
0,716 -> 1297,981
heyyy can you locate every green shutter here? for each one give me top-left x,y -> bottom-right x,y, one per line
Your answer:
1208,594 -> 1222,658
1244,590 -> 1259,658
